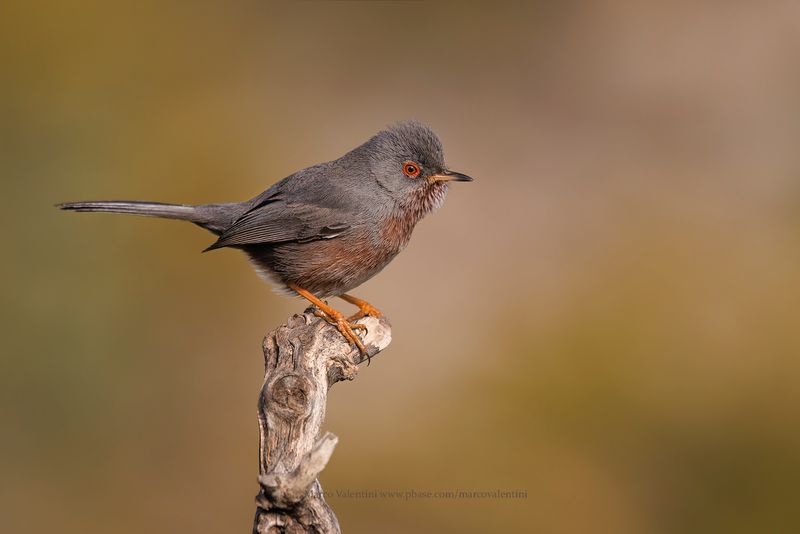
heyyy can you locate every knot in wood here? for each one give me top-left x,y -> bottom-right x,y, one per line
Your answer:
267,374 -> 314,419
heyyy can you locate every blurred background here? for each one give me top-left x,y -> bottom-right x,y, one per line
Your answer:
3,1 -> 800,533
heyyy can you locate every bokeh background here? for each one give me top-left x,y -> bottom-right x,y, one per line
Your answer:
3,1 -> 800,533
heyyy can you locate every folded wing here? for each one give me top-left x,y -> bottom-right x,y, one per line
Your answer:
204,196 -> 350,251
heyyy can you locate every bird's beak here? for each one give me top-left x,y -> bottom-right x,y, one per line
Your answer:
428,170 -> 474,183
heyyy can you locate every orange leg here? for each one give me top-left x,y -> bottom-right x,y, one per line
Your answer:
289,283 -> 368,355
340,294 -> 383,322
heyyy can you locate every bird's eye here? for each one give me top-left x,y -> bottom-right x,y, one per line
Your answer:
402,161 -> 421,178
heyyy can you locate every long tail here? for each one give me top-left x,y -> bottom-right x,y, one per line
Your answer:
57,200 -> 198,219
57,200 -> 239,235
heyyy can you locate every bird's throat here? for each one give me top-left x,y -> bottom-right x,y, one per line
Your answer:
406,181 -> 448,221
380,182 -> 448,251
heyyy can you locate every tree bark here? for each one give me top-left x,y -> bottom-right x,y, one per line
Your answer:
253,311 -> 392,534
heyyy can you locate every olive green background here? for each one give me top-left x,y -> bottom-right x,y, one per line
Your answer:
3,1 -> 800,533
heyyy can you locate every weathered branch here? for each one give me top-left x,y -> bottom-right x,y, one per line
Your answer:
253,311 -> 392,534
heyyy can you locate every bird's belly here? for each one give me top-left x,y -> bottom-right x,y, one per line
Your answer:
243,230 -> 404,298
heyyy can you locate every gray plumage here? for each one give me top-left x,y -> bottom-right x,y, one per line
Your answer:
58,121 -> 471,298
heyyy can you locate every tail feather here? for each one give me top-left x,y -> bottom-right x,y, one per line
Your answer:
57,200 -> 197,219
57,200 -> 240,235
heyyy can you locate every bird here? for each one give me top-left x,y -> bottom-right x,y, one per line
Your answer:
58,121 -> 472,355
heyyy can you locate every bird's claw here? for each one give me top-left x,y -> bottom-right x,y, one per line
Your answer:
313,309 -> 370,360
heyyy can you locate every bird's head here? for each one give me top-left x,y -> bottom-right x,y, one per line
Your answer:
362,121 -> 472,217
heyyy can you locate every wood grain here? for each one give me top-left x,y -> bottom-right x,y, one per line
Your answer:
253,311 -> 392,533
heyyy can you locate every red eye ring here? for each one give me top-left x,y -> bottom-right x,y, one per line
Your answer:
402,161 -> 421,178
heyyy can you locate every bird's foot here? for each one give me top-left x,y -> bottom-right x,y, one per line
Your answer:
313,309 -> 368,357
288,283 -> 371,362
340,294 -> 384,322
346,303 -> 382,322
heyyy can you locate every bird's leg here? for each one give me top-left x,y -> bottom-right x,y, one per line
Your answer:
288,283 -> 368,355
340,294 -> 384,322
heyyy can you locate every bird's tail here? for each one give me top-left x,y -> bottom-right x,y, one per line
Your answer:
57,200 -> 238,235
57,200 -> 198,219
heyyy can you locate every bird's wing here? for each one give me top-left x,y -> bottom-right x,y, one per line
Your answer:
203,198 -> 350,251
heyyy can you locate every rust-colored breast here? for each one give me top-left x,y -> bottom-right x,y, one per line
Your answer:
247,207 -> 429,298
379,214 -> 415,252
